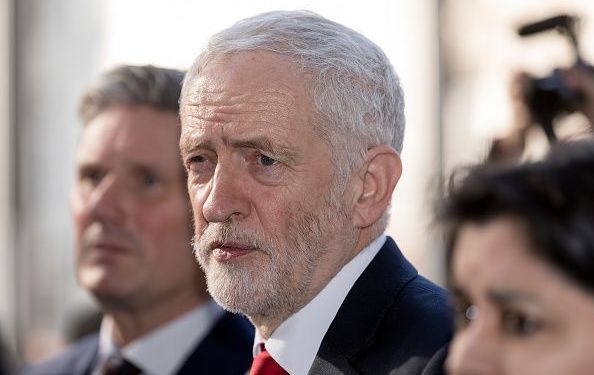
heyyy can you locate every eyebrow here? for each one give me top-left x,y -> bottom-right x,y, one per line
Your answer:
179,134 -> 213,157
450,283 -> 544,310
451,286 -> 470,301
229,136 -> 298,162
180,133 -> 299,163
128,162 -> 157,175
486,289 -> 543,307
75,160 -> 100,175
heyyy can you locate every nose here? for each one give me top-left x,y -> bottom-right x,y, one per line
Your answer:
446,319 -> 501,375
201,163 -> 251,223
84,176 -> 127,226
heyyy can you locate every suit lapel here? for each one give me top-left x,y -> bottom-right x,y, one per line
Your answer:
71,335 -> 100,375
308,237 -> 418,374
175,311 -> 253,375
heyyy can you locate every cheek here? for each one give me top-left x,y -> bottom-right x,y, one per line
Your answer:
136,202 -> 192,247
499,330 -> 593,375
70,189 -> 86,228
190,201 -> 208,237
546,313 -> 594,373
70,192 -> 89,260
188,186 -> 209,225
252,194 -> 294,240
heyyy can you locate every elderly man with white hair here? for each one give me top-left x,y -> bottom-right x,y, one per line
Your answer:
180,10 -> 452,375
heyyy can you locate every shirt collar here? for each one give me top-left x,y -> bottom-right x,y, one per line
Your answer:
97,300 -> 224,375
253,235 -> 386,375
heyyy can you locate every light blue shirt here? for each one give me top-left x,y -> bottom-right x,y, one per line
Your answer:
95,299 -> 223,375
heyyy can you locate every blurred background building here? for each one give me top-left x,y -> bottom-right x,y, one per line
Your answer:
0,0 -> 593,367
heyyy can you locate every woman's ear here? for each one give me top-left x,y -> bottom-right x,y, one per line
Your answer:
351,145 -> 402,228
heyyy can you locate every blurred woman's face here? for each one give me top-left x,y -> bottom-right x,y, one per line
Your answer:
447,217 -> 594,375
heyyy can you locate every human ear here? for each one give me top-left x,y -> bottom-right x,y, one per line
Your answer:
351,145 -> 402,228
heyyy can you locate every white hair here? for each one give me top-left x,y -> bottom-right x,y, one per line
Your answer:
182,10 -> 405,184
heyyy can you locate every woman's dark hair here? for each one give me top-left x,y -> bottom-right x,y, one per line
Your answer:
438,140 -> 594,292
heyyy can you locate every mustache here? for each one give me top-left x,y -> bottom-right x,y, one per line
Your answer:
193,222 -> 272,255
81,222 -> 135,248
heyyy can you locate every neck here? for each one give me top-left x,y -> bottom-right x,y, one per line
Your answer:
251,229 -> 377,339
249,315 -> 287,339
105,290 -> 210,346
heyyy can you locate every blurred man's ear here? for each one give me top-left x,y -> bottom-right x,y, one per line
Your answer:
350,145 -> 402,228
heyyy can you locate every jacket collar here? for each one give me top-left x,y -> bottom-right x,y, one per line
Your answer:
71,334 -> 100,375
308,237 -> 418,374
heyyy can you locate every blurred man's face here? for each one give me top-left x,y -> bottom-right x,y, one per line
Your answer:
180,52 -> 358,320
71,105 -> 201,310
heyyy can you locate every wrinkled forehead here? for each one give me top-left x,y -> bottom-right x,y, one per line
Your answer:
182,51 -> 311,105
180,89 -> 297,129
180,52 -> 316,135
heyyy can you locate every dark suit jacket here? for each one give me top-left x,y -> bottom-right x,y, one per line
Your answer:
308,237 -> 452,375
21,311 -> 254,375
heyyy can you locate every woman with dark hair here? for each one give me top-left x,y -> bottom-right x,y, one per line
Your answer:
438,140 -> 594,374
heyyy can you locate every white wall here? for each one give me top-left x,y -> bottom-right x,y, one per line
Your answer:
442,0 -> 594,171
0,0 -> 15,356
14,0 -> 105,362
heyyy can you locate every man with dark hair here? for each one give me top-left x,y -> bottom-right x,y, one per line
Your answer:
22,65 -> 253,375
180,11 -> 452,375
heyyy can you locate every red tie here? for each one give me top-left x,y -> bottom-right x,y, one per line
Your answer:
250,345 -> 288,375
101,356 -> 142,375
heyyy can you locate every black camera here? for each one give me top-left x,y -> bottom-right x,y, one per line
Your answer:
518,14 -> 593,142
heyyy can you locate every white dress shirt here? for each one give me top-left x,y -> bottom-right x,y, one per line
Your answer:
94,299 -> 224,375
253,235 -> 386,375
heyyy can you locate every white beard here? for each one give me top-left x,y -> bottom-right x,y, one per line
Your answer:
193,194 -> 350,318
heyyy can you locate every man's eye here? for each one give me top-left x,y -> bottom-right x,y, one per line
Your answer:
79,168 -> 104,186
142,173 -> 159,187
187,154 -> 215,176
502,310 -> 542,336
187,155 -> 207,169
453,302 -> 478,330
258,154 -> 277,166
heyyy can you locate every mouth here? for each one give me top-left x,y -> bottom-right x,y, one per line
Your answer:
86,240 -> 132,256
211,241 -> 256,261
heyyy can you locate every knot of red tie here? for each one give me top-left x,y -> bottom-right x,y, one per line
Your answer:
249,344 -> 288,375
101,356 -> 142,375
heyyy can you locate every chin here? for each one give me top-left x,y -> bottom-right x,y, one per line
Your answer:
79,266 -> 124,298
204,262 -> 261,312
204,259 -> 303,318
